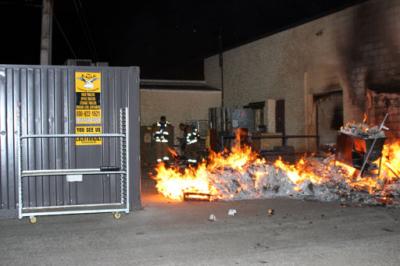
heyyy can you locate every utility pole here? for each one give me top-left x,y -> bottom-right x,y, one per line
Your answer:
40,0 -> 53,65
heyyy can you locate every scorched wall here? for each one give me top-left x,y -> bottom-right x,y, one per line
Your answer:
204,0 -> 400,151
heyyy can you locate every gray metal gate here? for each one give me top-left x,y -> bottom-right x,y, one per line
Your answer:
0,65 -> 141,218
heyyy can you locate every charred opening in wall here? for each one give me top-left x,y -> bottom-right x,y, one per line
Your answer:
337,0 -> 400,135
314,90 -> 343,147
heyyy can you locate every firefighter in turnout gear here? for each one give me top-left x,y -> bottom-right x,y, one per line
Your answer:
179,123 -> 201,165
152,116 -> 173,163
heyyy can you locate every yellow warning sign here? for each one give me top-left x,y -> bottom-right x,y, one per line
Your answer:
76,109 -> 102,124
75,71 -> 102,146
75,72 -> 102,125
75,126 -> 102,146
75,72 -> 101,93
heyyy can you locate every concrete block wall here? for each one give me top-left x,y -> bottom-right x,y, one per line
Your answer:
140,89 -> 221,143
204,0 -> 400,151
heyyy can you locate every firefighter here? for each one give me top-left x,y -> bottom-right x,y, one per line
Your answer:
152,116 -> 172,163
179,123 -> 201,164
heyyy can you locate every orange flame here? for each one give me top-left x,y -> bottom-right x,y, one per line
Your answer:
153,130 -> 400,202
155,163 -> 216,200
363,113 -> 368,124
273,158 -> 326,190
380,140 -> 400,181
167,147 -> 178,159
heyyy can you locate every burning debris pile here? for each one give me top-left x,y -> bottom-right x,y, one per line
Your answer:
340,122 -> 385,138
340,114 -> 386,138
153,129 -> 400,206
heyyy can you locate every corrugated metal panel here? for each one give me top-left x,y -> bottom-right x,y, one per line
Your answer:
0,65 -> 141,218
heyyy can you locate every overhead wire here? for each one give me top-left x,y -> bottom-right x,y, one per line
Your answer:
72,0 -> 98,61
54,15 -> 78,59
76,0 -> 98,60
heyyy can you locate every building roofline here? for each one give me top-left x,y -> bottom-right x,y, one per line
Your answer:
140,79 -> 220,91
204,0 -> 367,59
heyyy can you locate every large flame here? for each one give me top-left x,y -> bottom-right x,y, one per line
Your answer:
153,131 -> 400,203
155,163 -> 214,200
382,140 -> 400,179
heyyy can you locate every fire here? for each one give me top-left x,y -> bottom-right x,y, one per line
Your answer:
153,131 -> 400,204
155,163 -> 215,200
208,145 -> 259,173
336,139 -> 400,194
334,161 -> 357,177
153,130 -> 263,201
378,140 -> 400,186
363,113 -> 368,124
272,158 -> 325,192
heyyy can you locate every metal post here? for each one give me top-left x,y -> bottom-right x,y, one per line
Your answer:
40,0 -> 53,65
120,109 -> 125,206
378,156 -> 383,178
358,113 -> 389,178
316,102 -> 320,152
17,109 -> 22,219
125,107 -> 130,212
282,132 -> 287,146
218,31 -> 224,108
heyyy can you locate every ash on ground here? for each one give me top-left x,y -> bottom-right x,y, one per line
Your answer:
207,156 -> 400,207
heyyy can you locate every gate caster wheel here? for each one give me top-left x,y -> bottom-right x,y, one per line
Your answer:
113,212 -> 121,220
29,216 -> 37,224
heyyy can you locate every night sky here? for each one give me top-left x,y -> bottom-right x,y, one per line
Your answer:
0,0 -> 365,79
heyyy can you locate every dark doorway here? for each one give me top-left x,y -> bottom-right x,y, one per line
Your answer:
276,99 -> 285,135
315,91 -> 343,146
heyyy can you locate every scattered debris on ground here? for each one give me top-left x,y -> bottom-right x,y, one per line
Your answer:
228,209 -> 237,216
208,214 -> 216,222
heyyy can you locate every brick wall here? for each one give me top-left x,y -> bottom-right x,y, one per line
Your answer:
368,91 -> 400,138
204,0 -> 400,151
347,1 -> 400,139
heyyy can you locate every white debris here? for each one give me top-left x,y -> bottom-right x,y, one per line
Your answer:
208,214 -> 216,222
228,209 -> 237,216
200,155 -> 400,206
340,122 -> 385,138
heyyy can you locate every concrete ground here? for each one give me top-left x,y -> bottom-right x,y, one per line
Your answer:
1,180 -> 400,266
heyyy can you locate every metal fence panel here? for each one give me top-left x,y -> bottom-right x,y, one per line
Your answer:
0,65 -> 141,218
